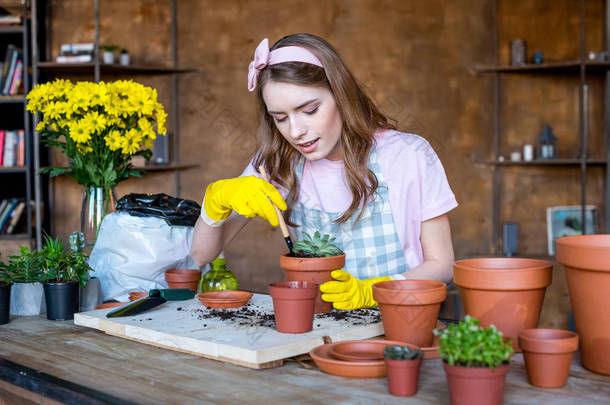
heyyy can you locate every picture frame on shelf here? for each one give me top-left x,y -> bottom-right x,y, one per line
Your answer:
546,205 -> 597,256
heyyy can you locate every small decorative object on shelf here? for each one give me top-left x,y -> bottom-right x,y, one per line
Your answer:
26,79 -> 168,248
510,151 -> 521,162
588,50 -> 608,62
532,50 -> 544,65
536,125 -> 558,160
119,49 -> 131,66
502,222 -> 518,257
510,39 -> 526,66
99,45 -> 118,64
523,144 -> 534,161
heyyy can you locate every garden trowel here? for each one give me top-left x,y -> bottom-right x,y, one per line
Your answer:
106,288 -> 195,318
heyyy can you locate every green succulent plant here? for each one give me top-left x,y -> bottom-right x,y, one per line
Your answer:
383,345 -> 423,360
434,315 -> 514,370
292,231 -> 343,257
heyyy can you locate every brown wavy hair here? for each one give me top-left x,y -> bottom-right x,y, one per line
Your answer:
252,34 -> 395,225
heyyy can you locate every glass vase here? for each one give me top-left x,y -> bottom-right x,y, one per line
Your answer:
81,186 -> 117,249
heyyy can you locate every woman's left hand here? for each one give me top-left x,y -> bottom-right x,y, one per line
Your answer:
320,270 -> 392,310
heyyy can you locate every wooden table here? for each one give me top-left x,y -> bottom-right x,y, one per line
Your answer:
1,316 -> 609,405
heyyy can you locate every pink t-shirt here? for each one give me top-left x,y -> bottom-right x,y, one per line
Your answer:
241,129 -> 458,269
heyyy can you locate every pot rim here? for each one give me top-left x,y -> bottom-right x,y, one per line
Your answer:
280,253 -> 346,272
454,257 -> 552,290
556,234 -> 610,271
372,279 -> 447,305
518,328 -> 579,353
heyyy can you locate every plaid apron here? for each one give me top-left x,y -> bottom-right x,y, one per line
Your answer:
290,147 -> 409,279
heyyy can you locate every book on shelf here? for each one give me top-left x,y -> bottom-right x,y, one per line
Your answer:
0,44 -> 23,96
60,43 -> 95,54
55,53 -> 93,63
0,129 -> 24,167
0,198 -> 18,233
0,14 -> 21,26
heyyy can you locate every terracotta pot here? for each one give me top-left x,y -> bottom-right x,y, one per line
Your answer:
556,235 -> 610,375
165,269 -> 202,292
372,280 -> 447,347
269,281 -> 318,333
385,355 -> 423,397
518,328 -> 578,388
443,362 -> 509,405
280,253 -> 345,313
453,258 -> 552,351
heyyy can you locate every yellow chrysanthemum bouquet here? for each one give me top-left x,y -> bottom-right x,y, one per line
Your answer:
26,79 -> 167,190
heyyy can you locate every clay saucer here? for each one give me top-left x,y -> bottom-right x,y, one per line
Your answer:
129,292 -> 148,301
94,302 -> 129,310
310,339 -> 410,378
197,291 -> 253,309
329,340 -> 388,361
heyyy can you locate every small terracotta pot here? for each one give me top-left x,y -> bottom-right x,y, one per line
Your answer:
385,352 -> 423,396
443,362 -> 509,405
165,269 -> 202,292
372,280 -> 446,347
269,281 -> 318,333
518,328 -> 578,388
556,234 -> 610,375
454,258 -> 552,351
129,291 -> 148,301
280,253 -> 345,313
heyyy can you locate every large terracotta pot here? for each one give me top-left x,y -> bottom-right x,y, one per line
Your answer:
372,280 -> 446,347
165,269 -> 202,292
443,362 -> 509,405
453,258 -> 552,351
280,253 -> 345,313
518,328 -> 578,388
556,234 -> 610,375
269,281 -> 318,333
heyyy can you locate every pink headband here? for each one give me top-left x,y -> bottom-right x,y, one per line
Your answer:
247,38 -> 324,92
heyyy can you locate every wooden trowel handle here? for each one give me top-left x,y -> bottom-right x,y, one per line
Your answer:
258,165 -> 290,238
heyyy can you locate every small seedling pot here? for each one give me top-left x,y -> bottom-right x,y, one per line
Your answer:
165,269 -> 202,292
518,328 -> 579,388
372,279 -> 446,347
280,253 -> 345,313
269,281 -> 318,333
384,344 -> 422,397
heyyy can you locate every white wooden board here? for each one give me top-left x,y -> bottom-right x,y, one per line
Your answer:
74,293 -> 384,368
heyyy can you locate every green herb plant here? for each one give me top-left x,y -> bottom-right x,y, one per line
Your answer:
5,246 -> 44,283
40,235 -> 92,288
383,345 -> 423,361
434,315 -> 514,370
292,231 -> 343,257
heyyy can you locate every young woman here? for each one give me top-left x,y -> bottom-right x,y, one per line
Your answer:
191,34 -> 457,310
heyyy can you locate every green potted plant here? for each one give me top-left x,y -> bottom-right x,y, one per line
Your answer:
0,254 -> 12,325
383,344 -> 424,397
434,315 -> 514,405
100,44 -> 119,64
40,235 -> 92,320
5,246 -> 45,316
279,231 -> 345,313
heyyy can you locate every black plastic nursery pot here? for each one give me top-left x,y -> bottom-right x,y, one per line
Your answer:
0,284 -> 11,325
43,282 -> 79,321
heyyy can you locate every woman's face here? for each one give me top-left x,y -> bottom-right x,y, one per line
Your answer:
262,81 -> 343,161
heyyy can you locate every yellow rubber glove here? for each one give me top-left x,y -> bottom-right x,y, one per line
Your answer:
202,176 -> 286,227
320,270 -> 392,310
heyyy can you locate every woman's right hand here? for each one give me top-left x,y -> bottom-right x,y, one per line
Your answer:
201,176 -> 287,227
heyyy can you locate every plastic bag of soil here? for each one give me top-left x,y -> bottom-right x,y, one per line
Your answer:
115,193 -> 201,226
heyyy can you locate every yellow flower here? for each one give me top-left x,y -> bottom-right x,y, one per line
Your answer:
121,128 -> 143,155
82,111 -> 107,134
48,79 -> 73,100
77,144 -> 93,154
68,82 -> 94,113
68,120 -> 92,143
104,129 -> 124,151
155,107 -> 167,135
